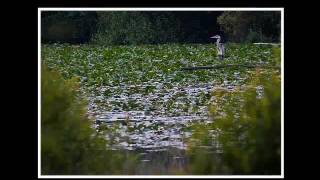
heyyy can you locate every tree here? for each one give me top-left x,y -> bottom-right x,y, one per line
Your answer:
91,11 -> 183,45
41,11 -> 98,43
217,11 -> 281,42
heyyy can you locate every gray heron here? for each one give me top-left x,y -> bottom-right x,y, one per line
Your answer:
210,35 -> 225,60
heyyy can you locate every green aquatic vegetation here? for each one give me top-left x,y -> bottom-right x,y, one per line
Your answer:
42,43 -> 276,91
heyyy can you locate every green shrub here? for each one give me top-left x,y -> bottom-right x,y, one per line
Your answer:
41,64 -> 136,175
272,47 -> 281,67
188,73 -> 281,175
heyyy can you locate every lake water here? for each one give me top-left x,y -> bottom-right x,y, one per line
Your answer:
84,78 -> 238,174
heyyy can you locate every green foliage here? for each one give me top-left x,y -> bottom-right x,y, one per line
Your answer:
41,11 -> 280,45
41,12 -> 97,43
217,11 -> 281,42
188,73 -> 281,175
41,65 -> 136,175
245,30 -> 260,43
217,12 -> 254,42
272,47 -> 281,67
42,43 -> 276,89
149,12 -> 184,43
91,12 -> 182,45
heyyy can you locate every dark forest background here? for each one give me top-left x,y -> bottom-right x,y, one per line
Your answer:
41,11 -> 281,45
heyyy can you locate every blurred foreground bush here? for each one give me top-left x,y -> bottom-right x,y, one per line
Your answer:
188,72 -> 281,175
41,65 -> 136,175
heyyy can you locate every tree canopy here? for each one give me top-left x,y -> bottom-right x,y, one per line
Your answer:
41,11 -> 281,44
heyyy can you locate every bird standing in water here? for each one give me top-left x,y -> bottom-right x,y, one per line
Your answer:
210,35 -> 225,60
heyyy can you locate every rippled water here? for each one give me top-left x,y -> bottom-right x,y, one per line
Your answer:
85,79 -> 239,152
89,83 -> 213,150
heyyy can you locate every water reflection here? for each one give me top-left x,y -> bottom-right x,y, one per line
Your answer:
134,147 -> 189,175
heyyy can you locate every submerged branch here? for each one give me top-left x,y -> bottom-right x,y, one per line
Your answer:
180,64 -> 281,71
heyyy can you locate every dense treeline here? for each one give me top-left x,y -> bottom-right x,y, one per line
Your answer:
41,12 -> 98,43
41,11 -> 280,44
217,11 -> 281,42
91,12 -> 183,45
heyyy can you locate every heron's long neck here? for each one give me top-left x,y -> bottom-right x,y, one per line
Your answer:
216,38 -> 220,44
